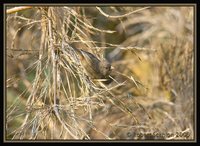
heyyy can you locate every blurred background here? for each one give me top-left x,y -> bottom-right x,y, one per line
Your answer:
6,6 -> 194,140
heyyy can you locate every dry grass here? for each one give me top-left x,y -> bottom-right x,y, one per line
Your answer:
6,6 -> 194,140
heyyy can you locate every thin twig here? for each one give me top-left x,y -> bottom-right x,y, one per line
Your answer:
96,7 -> 150,19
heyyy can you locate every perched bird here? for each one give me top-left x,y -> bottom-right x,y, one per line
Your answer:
71,47 -> 144,96
73,47 -> 113,79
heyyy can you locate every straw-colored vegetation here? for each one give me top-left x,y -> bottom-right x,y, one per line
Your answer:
6,6 -> 194,140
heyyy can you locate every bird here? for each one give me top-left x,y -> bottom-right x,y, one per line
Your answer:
73,47 -> 113,80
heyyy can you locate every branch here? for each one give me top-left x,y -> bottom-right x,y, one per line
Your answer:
6,6 -> 33,14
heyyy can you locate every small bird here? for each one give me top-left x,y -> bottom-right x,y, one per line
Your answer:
73,47 -> 113,80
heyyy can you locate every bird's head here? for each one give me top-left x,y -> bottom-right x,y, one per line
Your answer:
99,60 -> 114,77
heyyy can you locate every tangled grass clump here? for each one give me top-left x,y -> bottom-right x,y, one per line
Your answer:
6,6 -> 194,140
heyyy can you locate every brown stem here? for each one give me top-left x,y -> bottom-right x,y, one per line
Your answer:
6,6 -> 33,14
